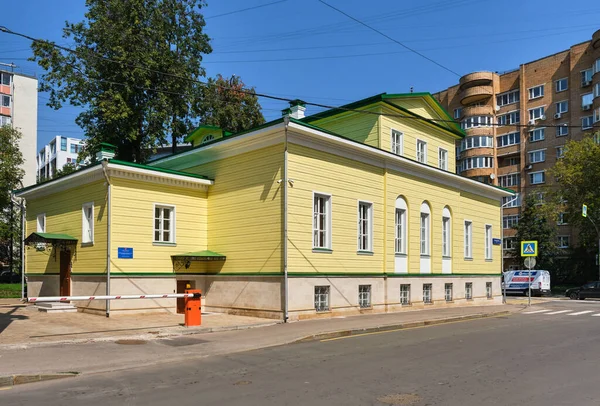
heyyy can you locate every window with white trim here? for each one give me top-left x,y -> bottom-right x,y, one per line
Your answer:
582,93 -> 593,109
556,146 -> 565,159
453,108 -> 462,119
529,171 -> 546,185
503,215 -> 519,229
313,193 -> 331,249
486,282 -> 493,298
0,115 -> 11,127
582,69 -> 593,86
358,201 -> 373,252
314,286 -> 330,312
464,220 -> 472,258
485,224 -> 492,260
465,282 -> 473,299
503,237 -> 517,251
496,89 -> 519,107
594,58 -> 600,74
154,205 -> 175,243
400,284 -> 410,305
200,134 -> 215,145
1,95 -> 11,109
391,130 -> 403,155
445,283 -> 453,302
528,85 -> 544,100
423,284 -> 432,304
420,202 -> 430,256
557,212 -> 567,225
461,115 -> 493,129
37,213 -> 46,233
395,197 -> 407,255
556,101 -> 568,114
594,107 -> 600,124
438,148 -> 448,170
498,173 -> 520,188
528,107 -> 545,121
459,136 -> 493,151
556,124 -> 568,137
555,78 -> 568,92
502,194 -> 520,208
582,116 -> 593,130
82,203 -> 94,244
442,207 -> 451,257
497,111 -> 520,126
358,285 -> 371,308
496,132 -> 520,147
458,156 -> 494,172
0,72 -> 12,86
529,128 -> 545,142
557,235 -> 570,249
528,149 -> 546,164
416,140 -> 427,163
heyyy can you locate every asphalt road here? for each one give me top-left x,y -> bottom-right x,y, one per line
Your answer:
4,300 -> 600,406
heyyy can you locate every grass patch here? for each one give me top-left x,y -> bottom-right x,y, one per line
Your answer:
0,283 -> 23,298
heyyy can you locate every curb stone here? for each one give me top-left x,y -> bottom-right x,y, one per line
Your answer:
293,310 -> 512,343
0,372 -> 78,388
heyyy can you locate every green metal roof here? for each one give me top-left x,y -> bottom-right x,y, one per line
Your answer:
171,250 -> 226,261
24,232 -> 78,245
107,159 -> 211,180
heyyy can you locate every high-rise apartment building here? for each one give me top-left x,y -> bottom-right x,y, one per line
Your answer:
0,66 -> 38,187
36,136 -> 87,181
434,29 -> 600,270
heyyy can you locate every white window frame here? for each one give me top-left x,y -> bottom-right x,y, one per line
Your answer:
529,171 -> 546,185
453,108 -> 462,119
555,78 -> 568,92
582,92 -> 593,109
497,110 -> 520,126
391,129 -> 403,156
438,148 -> 448,170
395,197 -> 408,255
556,100 -> 568,114
358,284 -> 371,308
557,212 -> 568,225
153,204 -> 176,244
496,89 -> 520,107
528,149 -> 546,164
314,286 -> 330,312
582,116 -> 593,130
498,173 -> 520,188
82,202 -> 94,244
528,84 -> 544,100
420,202 -> 431,256
400,284 -> 411,305
581,69 -> 593,86
486,282 -> 493,298
442,207 -> 451,257
557,235 -> 570,249
485,224 -> 492,260
465,282 -> 473,300
423,283 -> 432,304
528,106 -> 545,121
37,213 -> 46,233
529,128 -> 545,142
445,283 -> 453,302
464,220 -> 472,259
556,146 -> 565,159
200,134 -> 215,145
1,94 -> 11,109
496,132 -> 520,148
416,139 -> 427,163
556,123 -> 568,137
503,215 -> 519,229
357,201 -> 373,252
313,192 -> 332,250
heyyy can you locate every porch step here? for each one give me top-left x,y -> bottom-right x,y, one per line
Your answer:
36,302 -> 78,313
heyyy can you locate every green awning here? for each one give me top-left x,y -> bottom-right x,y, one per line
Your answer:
24,232 -> 78,245
171,250 -> 226,262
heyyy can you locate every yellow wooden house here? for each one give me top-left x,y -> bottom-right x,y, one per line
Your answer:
16,93 -> 513,320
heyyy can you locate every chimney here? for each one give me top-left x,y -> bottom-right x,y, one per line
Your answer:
96,142 -> 117,161
282,99 -> 306,120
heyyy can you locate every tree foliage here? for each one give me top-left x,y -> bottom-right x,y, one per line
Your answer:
510,194 -> 558,270
196,74 -> 265,133
31,0 -> 212,162
54,163 -> 78,178
0,126 -> 24,268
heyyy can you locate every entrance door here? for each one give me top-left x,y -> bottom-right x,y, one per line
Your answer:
59,250 -> 71,296
176,280 -> 191,314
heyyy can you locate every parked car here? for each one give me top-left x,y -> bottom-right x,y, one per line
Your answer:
503,270 -> 551,296
565,282 -> 600,300
0,271 -> 21,284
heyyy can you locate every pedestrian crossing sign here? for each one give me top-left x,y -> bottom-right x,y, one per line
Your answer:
521,241 -> 538,257
582,204 -> 587,218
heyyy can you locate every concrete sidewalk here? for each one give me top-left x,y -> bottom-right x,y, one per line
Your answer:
0,303 -> 524,380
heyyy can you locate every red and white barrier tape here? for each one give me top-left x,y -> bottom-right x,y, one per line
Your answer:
28,293 -> 200,303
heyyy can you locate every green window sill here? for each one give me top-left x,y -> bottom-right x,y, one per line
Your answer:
357,250 -> 374,256
312,248 -> 333,254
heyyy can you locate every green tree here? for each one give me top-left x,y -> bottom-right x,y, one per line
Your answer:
0,126 -> 24,271
510,194 -> 558,270
31,0 -> 212,162
54,163 -> 78,178
196,74 -> 265,133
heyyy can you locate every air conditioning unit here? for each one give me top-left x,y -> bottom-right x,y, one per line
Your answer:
583,80 -> 592,87
540,115 -> 546,120
554,113 -> 562,119
583,104 -> 592,111
495,105 -> 501,112
529,119 -> 536,125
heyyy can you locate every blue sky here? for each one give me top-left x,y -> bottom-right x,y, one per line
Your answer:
1,0 -> 599,148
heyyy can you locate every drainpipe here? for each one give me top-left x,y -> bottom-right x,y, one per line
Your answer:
101,161 -> 111,317
283,117 -> 290,323
20,199 -> 25,300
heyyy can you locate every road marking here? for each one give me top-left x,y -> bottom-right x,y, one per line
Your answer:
545,310 -> 572,315
320,314 -> 511,342
0,387 -> 12,391
592,314 -> 600,316
568,310 -> 594,316
522,309 -> 552,314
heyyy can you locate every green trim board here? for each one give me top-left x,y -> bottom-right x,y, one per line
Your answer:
108,159 -> 211,180
42,272 -> 502,278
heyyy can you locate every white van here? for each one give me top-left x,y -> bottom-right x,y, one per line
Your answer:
502,270 -> 551,296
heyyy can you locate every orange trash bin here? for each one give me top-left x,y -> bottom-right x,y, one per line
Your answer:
184,289 -> 202,327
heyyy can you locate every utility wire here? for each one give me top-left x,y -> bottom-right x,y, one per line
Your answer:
205,0 -> 288,19
1,26 -> 599,131
316,0 -> 462,77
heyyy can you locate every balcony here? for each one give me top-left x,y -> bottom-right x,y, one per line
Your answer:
463,105 -> 494,117
592,28 -> 600,50
459,71 -> 496,89
460,85 -> 494,106
464,126 -> 494,137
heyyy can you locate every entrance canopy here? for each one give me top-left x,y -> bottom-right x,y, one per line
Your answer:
171,250 -> 226,262
24,232 -> 78,249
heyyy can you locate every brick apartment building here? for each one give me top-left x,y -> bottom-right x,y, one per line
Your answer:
434,28 -> 600,271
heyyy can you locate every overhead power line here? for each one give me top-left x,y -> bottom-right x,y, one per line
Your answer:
205,0 -> 288,19
1,27 -> 599,131
316,0 -> 462,77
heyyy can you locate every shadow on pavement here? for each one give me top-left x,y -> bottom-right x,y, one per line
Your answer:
0,306 -> 29,336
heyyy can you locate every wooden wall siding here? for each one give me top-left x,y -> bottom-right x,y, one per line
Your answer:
310,106 -> 381,148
